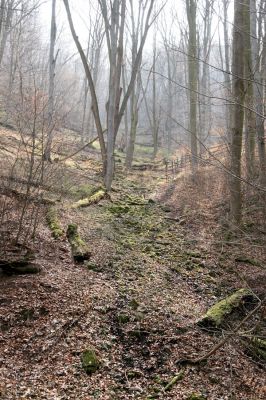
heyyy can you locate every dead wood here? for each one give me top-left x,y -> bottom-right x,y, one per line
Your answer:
176,299 -> 263,365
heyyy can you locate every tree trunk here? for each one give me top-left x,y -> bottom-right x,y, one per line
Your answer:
222,0 -> 232,144
229,0 -> 246,225
63,0 -> 107,172
186,0 -> 198,173
104,0 -> 125,191
165,49 -> 173,157
244,0 -> 256,179
256,0 -> 266,186
43,0 -> 57,162
125,94 -> 138,168
122,62 -> 129,149
152,35 -> 158,159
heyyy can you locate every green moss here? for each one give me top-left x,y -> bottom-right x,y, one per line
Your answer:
81,349 -> 100,374
70,184 -> 95,199
129,299 -> 139,310
187,393 -> 206,400
117,313 -> 130,324
108,203 -> 130,215
85,261 -> 101,271
67,224 -> 91,262
198,288 -> 255,328
46,207 -> 63,239
127,370 -> 142,379
164,370 -> 184,391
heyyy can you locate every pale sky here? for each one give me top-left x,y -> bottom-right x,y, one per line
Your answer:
38,0 -> 234,60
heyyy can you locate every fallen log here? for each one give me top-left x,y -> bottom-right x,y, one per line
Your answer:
177,298 -> 263,366
71,188 -> 106,209
66,224 -> 91,262
197,288 -> 257,328
46,207 -> 64,239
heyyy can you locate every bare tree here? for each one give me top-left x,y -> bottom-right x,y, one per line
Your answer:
198,0 -> 214,154
43,0 -> 57,161
186,0 -> 198,173
63,0 -> 156,190
255,0 -> 266,186
0,1 -> 42,66
125,0 -> 147,168
243,0 -> 256,179
81,8 -> 104,144
221,0 -> 231,143
229,0 -> 246,224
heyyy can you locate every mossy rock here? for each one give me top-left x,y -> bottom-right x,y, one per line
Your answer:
46,207 -> 63,239
81,349 -> 100,374
198,288 -> 256,328
67,224 -> 91,262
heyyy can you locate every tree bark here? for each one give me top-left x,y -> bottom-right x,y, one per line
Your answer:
186,0 -> 198,173
63,0 -> 107,172
244,0 -> 256,179
43,0 -> 57,161
229,0 -> 246,225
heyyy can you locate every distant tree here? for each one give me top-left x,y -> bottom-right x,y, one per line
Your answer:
80,7 -> 104,144
63,0 -> 156,190
0,1 -> 41,66
125,0 -> 147,169
198,0 -> 214,154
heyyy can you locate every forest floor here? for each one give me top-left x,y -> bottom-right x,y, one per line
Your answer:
0,128 -> 265,399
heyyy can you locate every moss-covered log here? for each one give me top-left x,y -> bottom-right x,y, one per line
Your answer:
46,207 -> 64,238
66,224 -> 91,262
198,288 -> 257,328
71,189 -> 106,209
